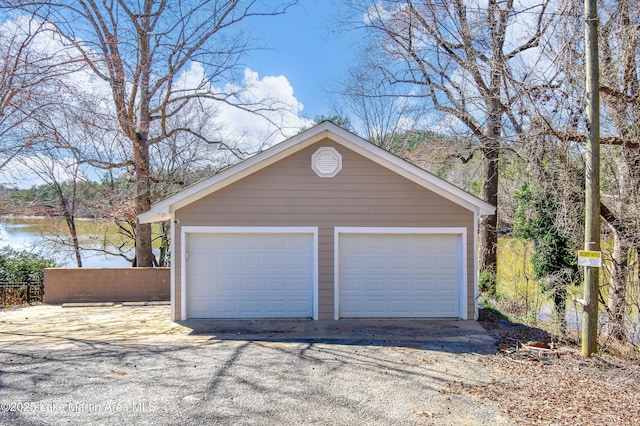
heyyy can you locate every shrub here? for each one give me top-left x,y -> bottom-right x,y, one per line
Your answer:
0,247 -> 57,283
479,269 -> 497,296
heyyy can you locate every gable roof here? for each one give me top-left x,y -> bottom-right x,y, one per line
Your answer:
139,121 -> 495,223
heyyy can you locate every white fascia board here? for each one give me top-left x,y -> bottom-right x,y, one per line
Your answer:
140,126 -> 331,221
138,209 -> 171,224
330,130 -> 496,215
473,210 -> 480,320
140,121 -> 495,221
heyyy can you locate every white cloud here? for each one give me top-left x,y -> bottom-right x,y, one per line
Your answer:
364,2 -> 397,25
169,62 -> 312,155
212,68 -> 312,152
1,15 -> 314,187
0,154 -> 85,189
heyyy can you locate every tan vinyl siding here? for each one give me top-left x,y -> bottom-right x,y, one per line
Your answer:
174,138 -> 475,320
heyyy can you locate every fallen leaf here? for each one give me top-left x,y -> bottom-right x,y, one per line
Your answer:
526,341 -> 551,349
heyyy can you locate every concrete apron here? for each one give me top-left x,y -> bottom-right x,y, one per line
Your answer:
180,318 -> 495,353
0,305 -> 495,353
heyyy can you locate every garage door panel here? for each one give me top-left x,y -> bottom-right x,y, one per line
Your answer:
437,300 -> 457,312
266,280 -> 285,291
339,233 -> 461,318
239,257 -> 261,270
390,279 -> 410,291
364,301 -> 385,315
241,279 -> 260,291
265,301 -> 285,313
413,300 -> 431,311
265,256 -> 285,270
191,300 -> 211,313
186,232 -> 314,319
212,281 -> 230,292
389,300 -> 409,312
290,254 -> 313,268
388,256 -> 409,270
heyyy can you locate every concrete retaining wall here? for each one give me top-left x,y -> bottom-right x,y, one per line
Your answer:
44,268 -> 170,304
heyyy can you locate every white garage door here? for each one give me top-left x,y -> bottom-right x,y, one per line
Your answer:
185,231 -> 315,319
338,232 -> 462,318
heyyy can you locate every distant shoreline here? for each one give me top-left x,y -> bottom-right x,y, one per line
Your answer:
0,215 -> 100,221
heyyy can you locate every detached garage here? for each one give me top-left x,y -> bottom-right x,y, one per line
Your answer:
139,122 -> 495,321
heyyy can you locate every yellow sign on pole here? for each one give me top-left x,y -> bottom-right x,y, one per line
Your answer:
578,251 -> 602,267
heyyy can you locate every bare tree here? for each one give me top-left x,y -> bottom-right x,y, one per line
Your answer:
343,0 -> 555,280
2,0 -> 298,266
0,13 -> 82,170
15,147 -> 85,267
539,0 -> 640,341
512,0 -> 640,342
596,0 -> 640,341
337,64 -> 427,152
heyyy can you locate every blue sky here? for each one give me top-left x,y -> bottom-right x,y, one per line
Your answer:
245,1 -> 358,120
0,1 -> 363,188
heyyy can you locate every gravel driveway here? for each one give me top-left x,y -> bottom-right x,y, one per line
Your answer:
0,305 -> 510,425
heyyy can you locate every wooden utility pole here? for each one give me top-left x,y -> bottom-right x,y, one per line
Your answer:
582,0 -> 601,357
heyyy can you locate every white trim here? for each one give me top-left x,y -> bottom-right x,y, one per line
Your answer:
180,226 -> 319,320
461,230 -> 469,320
180,226 -> 187,321
334,227 -> 468,320
139,210 -> 170,223
140,122 -> 494,224
328,131 -> 493,215
334,227 -> 466,235
170,216 -> 176,321
473,210 -> 480,320
140,127 -> 331,223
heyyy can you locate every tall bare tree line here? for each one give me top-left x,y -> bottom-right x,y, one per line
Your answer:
589,0 -> 639,340
342,0 -> 640,341
536,0 -> 640,340
344,0 -> 555,283
0,0 -> 297,266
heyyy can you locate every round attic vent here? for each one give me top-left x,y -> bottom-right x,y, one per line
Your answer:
312,147 -> 342,178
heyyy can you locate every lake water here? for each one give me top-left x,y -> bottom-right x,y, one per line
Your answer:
0,217 -> 132,268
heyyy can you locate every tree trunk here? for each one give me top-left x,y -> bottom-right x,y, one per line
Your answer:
134,137 -> 153,267
66,214 -> 83,268
479,139 -> 500,277
133,8 -> 154,268
54,181 -> 82,267
553,283 -> 568,335
608,226 -> 628,340
157,220 -> 170,267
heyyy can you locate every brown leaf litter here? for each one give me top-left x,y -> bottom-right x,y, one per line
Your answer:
449,310 -> 640,425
